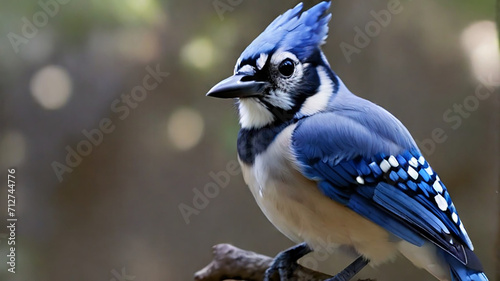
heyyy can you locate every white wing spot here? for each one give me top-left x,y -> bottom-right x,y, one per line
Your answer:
434,194 -> 448,211
407,167 -> 419,180
409,157 -> 418,168
460,222 -> 474,250
451,212 -> 459,224
379,160 -> 391,173
418,156 -> 425,165
425,167 -> 433,176
432,180 -> 443,193
459,222 -> 466,233
388,155 -> 399,167
356,176 -> 365,185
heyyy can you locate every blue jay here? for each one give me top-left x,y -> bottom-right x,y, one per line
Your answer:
206,2 -> 488,281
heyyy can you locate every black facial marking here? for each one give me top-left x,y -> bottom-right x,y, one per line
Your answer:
256,60 -> 322,122
259,98 -> 296,123
237,118 -> 299,164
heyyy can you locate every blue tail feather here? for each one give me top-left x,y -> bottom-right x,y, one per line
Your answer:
443,250 -> 488,281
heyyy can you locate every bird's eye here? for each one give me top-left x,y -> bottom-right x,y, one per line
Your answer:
278,59 -> 295,77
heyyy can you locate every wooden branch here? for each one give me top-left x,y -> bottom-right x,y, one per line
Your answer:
194,243 -> 374,281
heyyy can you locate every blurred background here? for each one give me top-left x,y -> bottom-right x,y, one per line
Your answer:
0,0 -> 498,280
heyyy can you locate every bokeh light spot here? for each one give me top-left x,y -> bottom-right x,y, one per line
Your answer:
116,28 -> 160,63
30,65 -> 73,110
460,21 -> 500,87
180,37 -> 215,70
166,108 -> 204,151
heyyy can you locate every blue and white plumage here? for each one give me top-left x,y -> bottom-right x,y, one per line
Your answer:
207,2 -> 488,281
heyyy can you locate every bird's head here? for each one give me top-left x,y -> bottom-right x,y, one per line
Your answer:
207,2 -> 338,129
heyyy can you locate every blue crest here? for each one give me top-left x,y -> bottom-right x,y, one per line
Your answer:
239,1 -> 332,63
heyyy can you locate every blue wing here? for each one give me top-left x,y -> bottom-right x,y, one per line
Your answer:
291,99 -> 480,270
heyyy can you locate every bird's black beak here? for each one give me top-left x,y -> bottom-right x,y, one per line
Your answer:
206,72 -> 268,99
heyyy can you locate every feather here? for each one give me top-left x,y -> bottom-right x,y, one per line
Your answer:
239,2 -> 331,64
291,99 -> 482,274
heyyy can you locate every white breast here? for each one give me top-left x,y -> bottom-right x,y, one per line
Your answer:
239,124 -> 399,264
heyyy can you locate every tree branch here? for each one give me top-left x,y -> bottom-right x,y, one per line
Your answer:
194,244 -> 374,281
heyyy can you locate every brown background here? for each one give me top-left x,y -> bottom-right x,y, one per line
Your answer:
0,0 -> 498,280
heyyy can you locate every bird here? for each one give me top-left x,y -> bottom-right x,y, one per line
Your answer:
206,2 -> 489,281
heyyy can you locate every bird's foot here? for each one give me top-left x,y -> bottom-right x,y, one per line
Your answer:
264,242 -> 312,281
325,256 -> 369,281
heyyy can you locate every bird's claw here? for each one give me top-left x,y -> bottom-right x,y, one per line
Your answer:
264,243 -> 311,281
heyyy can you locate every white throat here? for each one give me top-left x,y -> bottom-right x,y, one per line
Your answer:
238,98 -> 275,129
